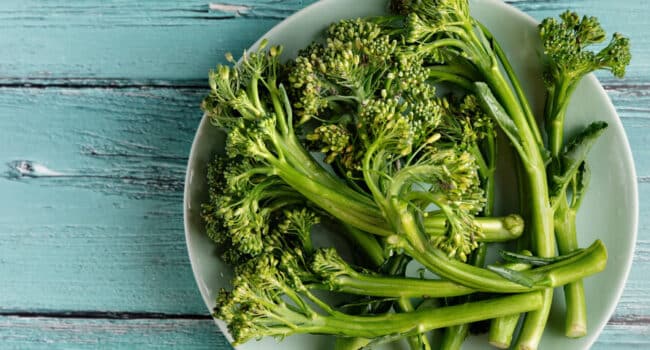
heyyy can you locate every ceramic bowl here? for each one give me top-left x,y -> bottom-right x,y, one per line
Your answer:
184,0 -> 638,348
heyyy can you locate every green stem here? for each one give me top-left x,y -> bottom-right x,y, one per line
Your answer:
421,38 -> 477,60
554,198 -> 587,337
313,246 -> 604,298
380,253 -> 430,349
440,125 -> 496,350
489,251 -> 533,349
427,68 -> 475,90
489,314 -> 521,349
248,73 -> 264,115
323,273 -> 475,298
471,25 -> 556,348
512,167 -> 554,350
546,77 -> 588,338
394,234 -> 605,294
299,292 -> 544,339
485,70 -> 555,349
396,298 -> 432,350
514,289 -> 553,350
282,134 -> 376,207
478,21 -> 543,149
546,80 -> 571,161
440,323 -> 468,350
334,337 -> 372,350
268,85 -> 289,136
341,223 -> 385,268
274,162 -> 392,236
423,215 -> 524,242
362,141 -> 392,219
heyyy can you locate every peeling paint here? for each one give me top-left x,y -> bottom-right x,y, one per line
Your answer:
9,160 -> 65,177
208,3 -> 251,14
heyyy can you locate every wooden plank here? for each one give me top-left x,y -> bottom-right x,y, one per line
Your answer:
0,87 -> 208,313
0,82 -> 646,315
0,316 -> 229,349
0,0 -> 318,83
594,322 -> 650,349
0,315 -> 646,349
0,0 -> 645,83
616,179 -> 650,317
607,84 -> 650,178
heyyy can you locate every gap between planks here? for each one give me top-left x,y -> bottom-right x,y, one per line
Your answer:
0,79 -> 647,91
0,78 -> 207,89
0,311 -> 648,327
0,311 -> 211,320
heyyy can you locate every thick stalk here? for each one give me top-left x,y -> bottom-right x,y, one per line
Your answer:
334,337 -> 372,350
489,314 -> 521,349
313,245 -> 606,298
336,226 -> 426,350
480,70 -> 555,252
396,298 -> 432,350
489,254 -> 533,348
546,79 -> 588,338
440,323 -> 468,350
274,162 -> 392,236
341,223 -> 385,268
322,273 -> 475,298
423,215 -> 524,242
391,220 -> 609,294
282,133 -> 376,207
546,80 -> 571,161
513,162 -> 555,350
554,198 -> 586,337
298,292 -> 544,339
478,21 -> 543,149
380,254 -> 431,350
484,70 -> 556,350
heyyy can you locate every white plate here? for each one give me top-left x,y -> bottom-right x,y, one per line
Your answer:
184,0 -> 638,348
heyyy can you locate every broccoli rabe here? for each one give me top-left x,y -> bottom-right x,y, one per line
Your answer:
199,0 -> 628,348
539,11 -> 631,338
216,251 -> 545,345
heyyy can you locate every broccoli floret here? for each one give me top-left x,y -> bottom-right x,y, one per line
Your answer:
540,11 -> 631,83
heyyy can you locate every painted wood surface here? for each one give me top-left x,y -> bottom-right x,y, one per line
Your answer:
0,316 -> 230,349
0,0 -> 648,348
0,316 -> 644,350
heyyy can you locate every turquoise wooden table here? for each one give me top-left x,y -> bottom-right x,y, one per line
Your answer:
0,0 -> 647,348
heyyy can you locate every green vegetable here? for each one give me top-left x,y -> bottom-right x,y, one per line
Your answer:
199,0 -> 629,348
539,11 -> 631,338
216,251 -> 544,345
489,250 -> 533,349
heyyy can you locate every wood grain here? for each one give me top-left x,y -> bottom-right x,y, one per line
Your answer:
0,0 -> 648,348
0,88 -> 207,313
0,0 -> 318,84
0,316 -> 230,349
0,315 -> 646,349
0,82 -> 646,323
0,0 -> 646,85
592,322 -> 650,349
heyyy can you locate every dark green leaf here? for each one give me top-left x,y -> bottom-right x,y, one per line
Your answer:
552,121 -> 607,193
486,265 -> 534,288
474,82 -> 525,160
500,248 -> 585,266
571,161 -> 592,209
